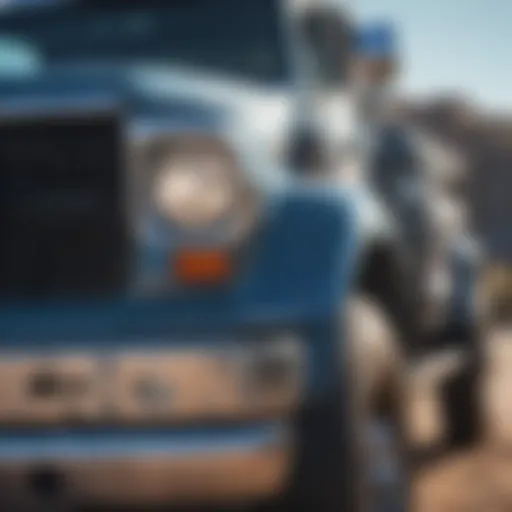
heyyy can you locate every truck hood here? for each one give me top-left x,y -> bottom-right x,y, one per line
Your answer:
0,65 -> 296,155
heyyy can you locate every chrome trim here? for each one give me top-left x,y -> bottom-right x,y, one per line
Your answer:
129,119 -> 210,143
0,342 -> 304,425
132,132 -> 261,247
0,425 -> 292,506
0,95 -> 123,121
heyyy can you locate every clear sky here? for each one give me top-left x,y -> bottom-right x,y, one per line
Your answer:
355,0 -> 512,111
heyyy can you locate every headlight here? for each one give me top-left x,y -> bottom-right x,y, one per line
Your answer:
154,147 -> 238,230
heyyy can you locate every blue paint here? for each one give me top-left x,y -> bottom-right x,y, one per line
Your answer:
0,187 -> 357,401
0,189 -> 355,334
0,37 -> 362,456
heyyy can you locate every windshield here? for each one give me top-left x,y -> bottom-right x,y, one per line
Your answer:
0,0 -> 289,83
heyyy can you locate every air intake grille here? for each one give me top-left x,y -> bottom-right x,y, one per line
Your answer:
0,110 -> 127,298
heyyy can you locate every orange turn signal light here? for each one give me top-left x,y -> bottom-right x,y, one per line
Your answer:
174,249 -> 233,285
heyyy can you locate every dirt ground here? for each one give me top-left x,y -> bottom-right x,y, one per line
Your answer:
414,328 -> 512,512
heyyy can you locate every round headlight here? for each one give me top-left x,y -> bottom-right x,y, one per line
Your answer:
154,150 -> 238,230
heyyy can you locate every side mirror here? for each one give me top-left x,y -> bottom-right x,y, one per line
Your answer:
353,21 -> 398,85
289,126 -> 328,175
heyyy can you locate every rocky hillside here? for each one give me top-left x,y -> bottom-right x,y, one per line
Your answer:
403,97 -> 512,265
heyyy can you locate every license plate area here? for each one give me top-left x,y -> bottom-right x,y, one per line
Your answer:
0,338 -> 303,427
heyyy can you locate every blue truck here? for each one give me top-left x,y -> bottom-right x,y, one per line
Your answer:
0,1 -> 485,511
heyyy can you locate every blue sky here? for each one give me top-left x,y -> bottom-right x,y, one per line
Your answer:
355,0 -> 512,110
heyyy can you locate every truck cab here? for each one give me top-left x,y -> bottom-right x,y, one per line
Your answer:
0,1 -> 482,510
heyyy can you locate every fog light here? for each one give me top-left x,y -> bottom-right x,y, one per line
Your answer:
243,336 -> 304,408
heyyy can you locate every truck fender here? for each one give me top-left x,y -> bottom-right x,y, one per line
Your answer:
346,188 -> 419,353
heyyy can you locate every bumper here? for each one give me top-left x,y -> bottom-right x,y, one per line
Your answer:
0,307 -> 344,509
0,425 -> 292,507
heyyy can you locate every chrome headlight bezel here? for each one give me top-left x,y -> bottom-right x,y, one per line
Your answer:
137,133 -> 260,245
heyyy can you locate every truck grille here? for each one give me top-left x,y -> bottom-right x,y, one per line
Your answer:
0,110 -> 127,298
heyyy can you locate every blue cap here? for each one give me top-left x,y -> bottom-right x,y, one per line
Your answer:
356,21 -> 397,59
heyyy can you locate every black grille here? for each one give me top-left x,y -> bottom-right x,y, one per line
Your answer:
0,110 -> 127,298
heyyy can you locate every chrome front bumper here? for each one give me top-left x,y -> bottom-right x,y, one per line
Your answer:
0,341 -> 303,425
0,425 -> 292,507
0,342 -> 301,507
